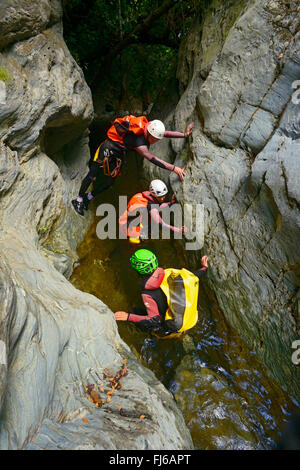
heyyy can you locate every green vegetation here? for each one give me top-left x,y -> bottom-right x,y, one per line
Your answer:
0,67 -> 12,82
63,0 -> 211,110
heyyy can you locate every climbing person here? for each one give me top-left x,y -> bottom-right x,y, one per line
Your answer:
119,179 -> 186,244
71,115 -> 194,216
114,249 -> 208,337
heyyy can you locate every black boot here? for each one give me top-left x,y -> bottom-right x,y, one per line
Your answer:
82,194 -> 91,211
72,199 -> 84,216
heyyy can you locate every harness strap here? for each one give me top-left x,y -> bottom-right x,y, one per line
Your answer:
94,140 -> 122,178
102,155 -> 122,178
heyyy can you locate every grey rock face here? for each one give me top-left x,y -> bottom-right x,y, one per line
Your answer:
0,23 -> 93,155
197,0 -> 300,154
0,0 -> 62,50
0,230 -> 192,450
0,1 -> 193,450
145,0 -> 300,399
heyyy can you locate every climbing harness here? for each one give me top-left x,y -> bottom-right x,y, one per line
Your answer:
93,140 -> 122,178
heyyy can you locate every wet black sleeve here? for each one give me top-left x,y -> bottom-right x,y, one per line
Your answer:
192,267 -> 208,279
149,156 -> 171,169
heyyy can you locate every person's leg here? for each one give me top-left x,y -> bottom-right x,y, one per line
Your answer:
72,162 -> 101,215
78,173 -> 94,198
80,173 -> 116,212
91,174 -> 115,198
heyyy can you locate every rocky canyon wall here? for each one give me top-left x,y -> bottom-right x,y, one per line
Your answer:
145,0 -> 300,399
0,1 -> 193,449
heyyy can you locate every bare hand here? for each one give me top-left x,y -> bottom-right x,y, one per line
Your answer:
185,122 -> 194,137
173,166 -> 186,181
201,255 -> 208,268
171,194 -> 176,204
114,311 -> 129,321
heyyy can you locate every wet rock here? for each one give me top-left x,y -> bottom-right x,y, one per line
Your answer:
0,0 -> 62,50
0,25 -> 93,154
0,230 -> 193,450
145,0 -> 300,399
0,0 -> 193,450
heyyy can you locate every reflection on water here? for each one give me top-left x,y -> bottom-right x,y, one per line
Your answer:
70,157 -> 299,449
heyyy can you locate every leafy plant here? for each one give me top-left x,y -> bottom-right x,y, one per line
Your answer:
0,67 -> 12,82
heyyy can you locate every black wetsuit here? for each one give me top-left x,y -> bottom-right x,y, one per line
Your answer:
129,267 -> 208,335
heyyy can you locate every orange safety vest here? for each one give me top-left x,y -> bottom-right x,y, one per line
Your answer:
119,192 -> 150,241
107,115 -> 148,146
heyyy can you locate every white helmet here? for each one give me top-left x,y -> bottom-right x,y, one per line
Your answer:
149,179 -> 168,197
147,120 -> 165,140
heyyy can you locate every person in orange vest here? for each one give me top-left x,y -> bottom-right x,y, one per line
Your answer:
72,116 -> 194,216
119,179 -> 186,244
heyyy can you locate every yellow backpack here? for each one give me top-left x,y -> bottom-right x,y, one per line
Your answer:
160,268 -> 199,333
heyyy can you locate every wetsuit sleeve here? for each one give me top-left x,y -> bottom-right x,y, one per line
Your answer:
192,266 -> 208,279
134,145 -> 175,171
127,293 -> 161,323
149,207 -> 181,233
164,130 -> 185,138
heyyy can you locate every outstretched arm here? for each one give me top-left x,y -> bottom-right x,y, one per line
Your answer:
149,207 -> 185,234
164,130 -> 185,138
164,122 -> 194,139
193,256 -> 209,279
134,145 -> 174,170
114,294 -> 161,323
134,145 -> 186,181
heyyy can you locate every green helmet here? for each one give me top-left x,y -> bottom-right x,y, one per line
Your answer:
130,249 -> 158,275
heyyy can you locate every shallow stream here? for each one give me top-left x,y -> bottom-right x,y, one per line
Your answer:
70,156 -> 299,450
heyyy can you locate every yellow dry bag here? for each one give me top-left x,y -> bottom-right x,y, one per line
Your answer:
160,268 -> 199,333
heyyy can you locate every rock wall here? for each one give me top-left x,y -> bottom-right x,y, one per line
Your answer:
145,0 -> 300,399
0,1 -> 193,450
